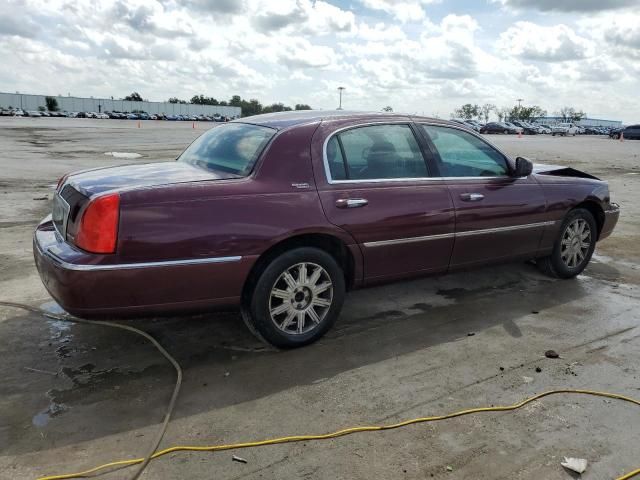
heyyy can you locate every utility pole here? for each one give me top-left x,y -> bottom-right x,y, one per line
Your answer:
337,87 -> 345,110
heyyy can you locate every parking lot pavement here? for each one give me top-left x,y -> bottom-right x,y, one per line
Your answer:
1,118 -> 639,480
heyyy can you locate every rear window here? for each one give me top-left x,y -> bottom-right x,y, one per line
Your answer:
179,123 -> 276,176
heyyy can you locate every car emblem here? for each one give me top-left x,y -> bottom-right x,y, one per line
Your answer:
291,183 -> 310,189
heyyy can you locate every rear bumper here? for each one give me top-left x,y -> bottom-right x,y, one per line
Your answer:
599,203 -> 620,241
33,219 -> 253,318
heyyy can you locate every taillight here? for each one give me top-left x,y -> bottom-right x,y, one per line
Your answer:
75,193 -> 120,254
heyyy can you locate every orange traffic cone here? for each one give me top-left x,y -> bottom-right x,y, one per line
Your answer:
192,121 -> 195,129
137,120 -> 141,128
518,130 -> 522,138
620,132 -> 624,142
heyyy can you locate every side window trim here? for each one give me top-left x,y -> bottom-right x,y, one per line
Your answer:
335,135 -> 351,180
322,122 -> 433,184
418,122 -> 514,179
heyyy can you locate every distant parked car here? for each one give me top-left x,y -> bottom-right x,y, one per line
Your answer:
12,109 -> 25,116
26,111 -> 42,117
512,121 -> 538,135
552,123 -> 579,136
504,122 -> 523,134
610,125 -> 640,140
480,122 -> 518,134
126,113 -> 139,120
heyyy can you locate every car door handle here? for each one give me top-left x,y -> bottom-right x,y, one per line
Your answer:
335,198 -> 369,208
460,193 -> 484,202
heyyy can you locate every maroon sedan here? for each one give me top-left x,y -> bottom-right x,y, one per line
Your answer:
34,111 -> 619,347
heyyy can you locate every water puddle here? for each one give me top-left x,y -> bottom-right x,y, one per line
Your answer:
32,398 -> 67,427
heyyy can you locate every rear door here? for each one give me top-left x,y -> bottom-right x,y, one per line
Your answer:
313,122 -> 454,281
419,124 -> 549,267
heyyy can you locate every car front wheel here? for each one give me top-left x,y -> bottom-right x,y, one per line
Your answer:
537,208 -> 597,279
242,247 -> 346,348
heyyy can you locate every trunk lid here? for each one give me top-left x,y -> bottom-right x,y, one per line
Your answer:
65,161 -> 240,197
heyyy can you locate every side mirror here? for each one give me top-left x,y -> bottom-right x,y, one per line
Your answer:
514,157 -> 533,177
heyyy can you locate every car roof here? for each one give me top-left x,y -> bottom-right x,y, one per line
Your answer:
233,110 -> 455,130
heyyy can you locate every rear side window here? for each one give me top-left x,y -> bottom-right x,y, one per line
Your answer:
326,124 -> 428,181
179,123 -> 276,176
421,125 -> 509,177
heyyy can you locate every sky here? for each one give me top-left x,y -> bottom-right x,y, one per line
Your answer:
1,0 -> 639,122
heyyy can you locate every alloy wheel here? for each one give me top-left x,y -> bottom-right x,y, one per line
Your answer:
560,218 -> 592,268
269,262 -> 333,335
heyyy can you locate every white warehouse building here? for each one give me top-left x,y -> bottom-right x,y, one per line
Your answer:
533,116 -> 622,128
0,92 -> 241,118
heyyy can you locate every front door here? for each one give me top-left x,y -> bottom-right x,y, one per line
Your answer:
313,122 -> 455,281
419,124 -> 548,267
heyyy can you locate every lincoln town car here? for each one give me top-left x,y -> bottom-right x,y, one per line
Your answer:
34,111 -> 619,347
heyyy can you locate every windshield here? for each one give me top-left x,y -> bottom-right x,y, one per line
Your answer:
178,123 -> 276,176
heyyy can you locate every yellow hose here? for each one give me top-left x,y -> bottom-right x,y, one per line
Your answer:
38,388 -> 640,480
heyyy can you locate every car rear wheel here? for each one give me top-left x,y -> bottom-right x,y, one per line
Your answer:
242,247 -> 345,348
503,129 -> 509,134
537,208 -> 597,279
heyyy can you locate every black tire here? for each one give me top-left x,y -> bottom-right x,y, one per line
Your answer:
243,247 -> 345,348
503,129 -> 509,134
537,208 -> 598,279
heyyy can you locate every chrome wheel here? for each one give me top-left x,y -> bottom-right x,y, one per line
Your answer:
269,262 -> 333,335
561,218 -> 591,268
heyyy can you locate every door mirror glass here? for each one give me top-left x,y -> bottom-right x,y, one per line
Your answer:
514,157 -> 533,177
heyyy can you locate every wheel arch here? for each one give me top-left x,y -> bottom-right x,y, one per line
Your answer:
242,233 -> 359,305
573,200 -> 605,239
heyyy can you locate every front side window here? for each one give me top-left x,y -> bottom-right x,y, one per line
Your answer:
179,123 -> 276,176
326,124 -> 428,181
421,125 -> 509,177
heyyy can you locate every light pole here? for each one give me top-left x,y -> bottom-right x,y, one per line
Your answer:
517,98 -> 524,108
337,87 -> 345,110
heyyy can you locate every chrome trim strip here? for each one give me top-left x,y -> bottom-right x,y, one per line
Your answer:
363,221 -> 556,248
364,232 -> 455,247
455,221 -> 556,237
44,250 -> 242,271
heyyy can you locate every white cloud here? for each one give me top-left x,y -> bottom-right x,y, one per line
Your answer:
0,0 -> 638,122
359,0 -> 439,23
499,22 -> 593,61
494,0 -> 639,12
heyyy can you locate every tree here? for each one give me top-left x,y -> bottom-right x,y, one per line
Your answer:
190,95 -> 219,105
229,95 -> 242,107
295,104 -> 312,110
124,92 -> 143,102
241,98 -> 263,116
480,103 -> 494,123
557,106 -> 586,122
381,106 -> 393,112
453,103 -> 479,120
45,96 -> 59,112
262,103 -> 292,113
168,97 -> 187,104
496,107 -> 510,122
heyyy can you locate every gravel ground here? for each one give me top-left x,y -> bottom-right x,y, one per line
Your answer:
0,117 -> 639,480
